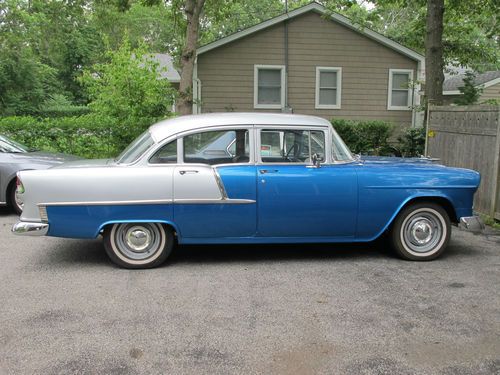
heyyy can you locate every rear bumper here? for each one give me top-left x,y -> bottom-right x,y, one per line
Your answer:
12,221 -> 49,236
458,216 -> 484,233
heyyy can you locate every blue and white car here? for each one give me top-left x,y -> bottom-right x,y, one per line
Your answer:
13,113 -> 483,268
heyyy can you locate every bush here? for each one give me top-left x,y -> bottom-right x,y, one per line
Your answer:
35,94 -> 91,118
332,119 -> 395,155
397,127 -> 425,157
0,115 -> 158,159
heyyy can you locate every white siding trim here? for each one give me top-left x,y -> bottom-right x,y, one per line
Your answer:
388,69 -> 414,111
254,65 -> 286,109
315,67 -> 342,109
197,3 -> 424,64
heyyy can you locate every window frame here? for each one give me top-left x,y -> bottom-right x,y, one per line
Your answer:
315,67 -> 342,110
254,64 -> 286,109
388,68 -> 414,111
256,126 -> 329,165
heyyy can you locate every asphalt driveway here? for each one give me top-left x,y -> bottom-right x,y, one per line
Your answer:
0,209 -> 499,375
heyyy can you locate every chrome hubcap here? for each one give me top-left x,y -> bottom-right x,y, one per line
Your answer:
126,227 -> 151,252
402,211 -> 444,254
114,223 -> 162,260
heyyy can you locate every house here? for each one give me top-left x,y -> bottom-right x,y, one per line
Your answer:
149,53 -> 180,90
192,2 -> 425,127
443,70 -> 500,104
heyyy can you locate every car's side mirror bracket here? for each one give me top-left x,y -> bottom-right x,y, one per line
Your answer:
311,153 -> 323,168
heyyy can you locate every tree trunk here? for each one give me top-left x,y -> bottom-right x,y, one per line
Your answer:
425,0 -> 445,106
177,0 -> 205,116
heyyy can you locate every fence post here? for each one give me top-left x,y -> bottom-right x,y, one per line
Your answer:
491,108 -> 500,218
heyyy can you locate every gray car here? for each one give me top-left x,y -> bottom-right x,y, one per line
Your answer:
0,135 -> 80,214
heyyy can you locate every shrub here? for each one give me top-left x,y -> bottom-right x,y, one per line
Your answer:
397,127 -> 425,157
0,115 -> 158,159
332,119 -> 394,155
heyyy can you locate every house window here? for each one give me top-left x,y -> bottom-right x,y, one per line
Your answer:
315,67 -> 342,109
388,69 -> 413,110
254,65 -> 285,109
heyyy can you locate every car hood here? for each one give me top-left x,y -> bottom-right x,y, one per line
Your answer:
10,151 -> 81,165
50,158 -> 115,169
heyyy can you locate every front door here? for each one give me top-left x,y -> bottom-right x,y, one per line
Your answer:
257,128 -> 357,238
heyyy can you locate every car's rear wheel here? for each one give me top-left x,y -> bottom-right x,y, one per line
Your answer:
391,202 -> 450,261
103,223 -> 174,269
9,181 -> 23,216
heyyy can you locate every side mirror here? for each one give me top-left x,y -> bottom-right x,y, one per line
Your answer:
312,153 -> 324,168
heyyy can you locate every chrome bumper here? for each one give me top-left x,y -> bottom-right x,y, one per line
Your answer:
12,221 -> 49,236
458,216 -> 484,233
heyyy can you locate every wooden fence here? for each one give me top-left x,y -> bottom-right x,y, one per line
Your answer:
427,105 -> 500,219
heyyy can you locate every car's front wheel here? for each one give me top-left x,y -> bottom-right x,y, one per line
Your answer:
391,202 -> 451,261
103,223 -> 174,269
9,181 -> 23,216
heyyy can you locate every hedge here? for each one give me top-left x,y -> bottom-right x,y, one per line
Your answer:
0,115 -> 158,159
331,119 -> 425,157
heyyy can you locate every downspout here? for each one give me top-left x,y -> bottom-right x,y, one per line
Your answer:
192,56 -> 201,114
283,2 -> 290,113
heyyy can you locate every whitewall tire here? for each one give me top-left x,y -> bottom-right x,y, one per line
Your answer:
391,202 -> 451,261
103,223 -> 174,269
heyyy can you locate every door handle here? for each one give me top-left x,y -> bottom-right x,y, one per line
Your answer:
179,170 -> 199,175
259,169 -> 278,174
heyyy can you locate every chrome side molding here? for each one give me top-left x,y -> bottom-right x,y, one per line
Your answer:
458,216 -> 485,233
12,221 -> 49,236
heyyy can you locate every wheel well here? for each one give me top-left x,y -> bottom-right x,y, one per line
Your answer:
100,222 -> 179,241
400,197 -> 458,223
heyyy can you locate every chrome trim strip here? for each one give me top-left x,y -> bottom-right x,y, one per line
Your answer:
458,216 -> 484,233
174,198 -> 255,204
38,199 -> 174,207
12,221 -> 49,236
213,168 -> 228,199
37,198 -> 255,207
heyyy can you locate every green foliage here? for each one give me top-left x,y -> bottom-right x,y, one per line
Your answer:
80,39 -> 175,121
453,72 -> 483,105
397,127 -> 425,157
0,115 -> 155,159
36,94 -> 91,118
331,119 -> 395,156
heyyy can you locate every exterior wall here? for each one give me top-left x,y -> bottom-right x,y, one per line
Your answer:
481,82 -> 500,102
197,11 -> 419,125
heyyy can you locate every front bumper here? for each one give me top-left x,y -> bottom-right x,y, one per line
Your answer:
458,216 -> 485,233
12,221 -> 49,236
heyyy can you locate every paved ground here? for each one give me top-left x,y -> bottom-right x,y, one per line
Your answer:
0,209 -> 499,375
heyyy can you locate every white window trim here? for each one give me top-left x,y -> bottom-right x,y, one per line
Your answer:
388,69 -> 414,111
254,65 -> 286,109
315,67 -> 342,109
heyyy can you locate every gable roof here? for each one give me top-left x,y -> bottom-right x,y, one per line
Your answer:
197,2 -> 424,64
443,70 -> 500,95
149,53 -> 180,83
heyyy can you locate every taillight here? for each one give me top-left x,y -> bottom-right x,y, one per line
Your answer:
16,177 -> 25,194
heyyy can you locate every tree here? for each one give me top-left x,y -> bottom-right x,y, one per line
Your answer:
177,0 -> 206,116
80,39 -> 175,121
453,71 -> 483,105
425,0 -> 445,105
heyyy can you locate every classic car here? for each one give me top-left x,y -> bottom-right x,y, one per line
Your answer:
0,135 -> 80,215
12,113 -> 483,268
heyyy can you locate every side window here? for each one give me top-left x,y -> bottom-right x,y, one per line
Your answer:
260,129 -> 325,163
183,129 -> 250,165
149,140 -> 177,164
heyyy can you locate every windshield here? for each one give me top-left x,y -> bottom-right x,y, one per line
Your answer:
0,135 -> 29,153
117,131 -> 155,164
331,128 -> 354,162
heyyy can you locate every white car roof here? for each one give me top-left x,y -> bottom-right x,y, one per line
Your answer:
149,112 -> 331,142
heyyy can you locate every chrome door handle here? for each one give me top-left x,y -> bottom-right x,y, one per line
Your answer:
179,170 -> 199,175
259,169 -> 278,174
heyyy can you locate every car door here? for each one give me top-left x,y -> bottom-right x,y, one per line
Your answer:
256,127 -> 357,238
173,127 -> 257,239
